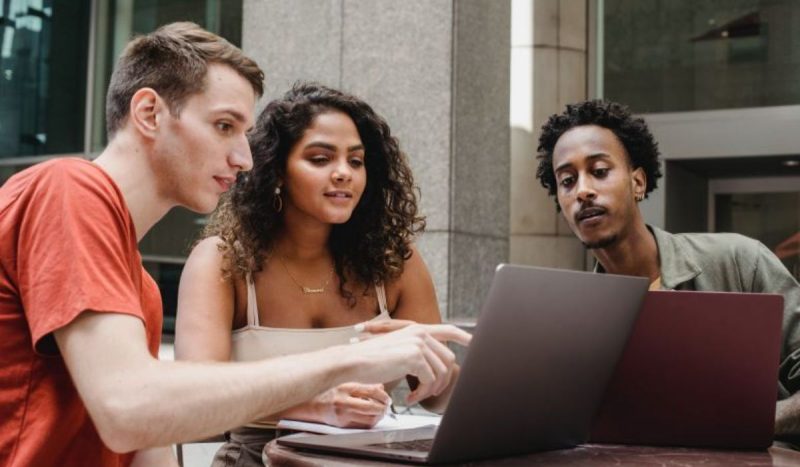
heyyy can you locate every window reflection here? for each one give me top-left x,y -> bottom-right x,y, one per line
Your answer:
143,260 -> 184,335
603,0 -> 800,112
0,0 -> 90,157
0,162 -> 34,184
715,192 -> 800,281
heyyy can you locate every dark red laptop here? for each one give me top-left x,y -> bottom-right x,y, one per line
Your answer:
590,290 -> 784,449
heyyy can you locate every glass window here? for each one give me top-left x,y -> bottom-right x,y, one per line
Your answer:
601,0 -> 800,113
0,161 -> 36,184
715,191 -> 799,281
139,207 -> 207,259
143,260 -> 185,336
0,0 -> 90,158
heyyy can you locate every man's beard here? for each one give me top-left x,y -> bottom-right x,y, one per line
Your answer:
582,234 -> 618,250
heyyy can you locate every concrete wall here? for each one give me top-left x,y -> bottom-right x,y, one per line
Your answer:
509,0 -> 588,271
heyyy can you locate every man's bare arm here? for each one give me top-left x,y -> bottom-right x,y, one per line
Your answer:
55,311 -> 470,453
131,447 -> 179,467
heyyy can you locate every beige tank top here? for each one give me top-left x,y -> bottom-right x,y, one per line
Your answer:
230,275 -> 391,362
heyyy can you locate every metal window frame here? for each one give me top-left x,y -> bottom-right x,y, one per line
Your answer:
0,153 -> 87,167
84,0 -> 99,156
141,255 -> 190,265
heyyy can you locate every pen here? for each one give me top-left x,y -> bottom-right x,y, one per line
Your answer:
385,402 -> 398,420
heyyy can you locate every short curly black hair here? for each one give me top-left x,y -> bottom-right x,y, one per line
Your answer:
535,100 -> 662,209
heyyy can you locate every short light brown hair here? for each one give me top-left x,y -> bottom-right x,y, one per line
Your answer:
105,22 -> 264,137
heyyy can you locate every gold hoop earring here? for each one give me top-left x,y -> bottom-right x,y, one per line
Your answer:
273,186 -> 283,212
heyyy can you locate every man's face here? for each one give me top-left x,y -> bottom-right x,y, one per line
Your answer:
153,63 -> 255,213
552,125 -> 646,249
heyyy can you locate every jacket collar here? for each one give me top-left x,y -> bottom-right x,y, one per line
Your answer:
649,225 -> 702,289
592,225 -> 702,290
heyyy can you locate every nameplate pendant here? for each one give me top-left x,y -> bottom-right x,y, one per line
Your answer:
302,287 -> 325,294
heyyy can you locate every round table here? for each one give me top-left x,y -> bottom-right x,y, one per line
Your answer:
264,440 -> 800,466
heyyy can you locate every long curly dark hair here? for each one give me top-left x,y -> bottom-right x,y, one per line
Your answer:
204,82 -> 425,305
535,100 -> 662,210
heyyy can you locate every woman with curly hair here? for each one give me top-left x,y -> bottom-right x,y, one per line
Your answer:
174,82 -> 450,466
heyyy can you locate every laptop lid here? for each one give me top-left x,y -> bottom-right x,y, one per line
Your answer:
590,290 -> 784,449
280,265 -> 649,464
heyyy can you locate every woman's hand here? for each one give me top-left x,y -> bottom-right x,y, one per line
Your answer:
314,382 -> 392,428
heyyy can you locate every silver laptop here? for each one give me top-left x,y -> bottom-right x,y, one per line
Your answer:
278,264 -> 649,464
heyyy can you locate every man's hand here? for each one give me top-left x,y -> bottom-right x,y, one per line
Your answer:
313,383 -> 391,428
351,321 -> 471,405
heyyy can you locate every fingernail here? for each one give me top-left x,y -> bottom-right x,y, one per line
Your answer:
353,323 -> 366,332
349,336 -> 360,344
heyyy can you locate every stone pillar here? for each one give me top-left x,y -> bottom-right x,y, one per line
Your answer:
243,0 -> 510,321
509,0 -> 588,270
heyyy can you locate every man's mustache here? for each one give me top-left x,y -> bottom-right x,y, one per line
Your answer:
575,202 -> 608,223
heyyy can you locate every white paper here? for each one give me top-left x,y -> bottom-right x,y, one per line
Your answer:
277,413 -> 441,435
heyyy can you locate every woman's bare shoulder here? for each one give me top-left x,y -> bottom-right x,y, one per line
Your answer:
185,236 -> 228,267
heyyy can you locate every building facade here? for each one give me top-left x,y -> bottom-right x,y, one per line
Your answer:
1,0 -> 798,336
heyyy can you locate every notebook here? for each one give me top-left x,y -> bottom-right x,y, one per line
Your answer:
277,412 -> 440,435
278,264 -> 649,464
590,290 -> 784,449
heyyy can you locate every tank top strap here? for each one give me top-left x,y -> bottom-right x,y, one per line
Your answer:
246,273 -> 261,327
374,283 -> 390,317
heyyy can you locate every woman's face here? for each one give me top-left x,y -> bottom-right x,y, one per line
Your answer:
281,110 -> 367,226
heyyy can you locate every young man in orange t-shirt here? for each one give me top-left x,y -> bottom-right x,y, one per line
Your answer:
0,23 -> 470,466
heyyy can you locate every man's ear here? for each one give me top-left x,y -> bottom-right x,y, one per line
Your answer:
129,88 -> 165,139
631,166 -> 647,200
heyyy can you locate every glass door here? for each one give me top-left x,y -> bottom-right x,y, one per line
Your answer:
709,176 -> 800,281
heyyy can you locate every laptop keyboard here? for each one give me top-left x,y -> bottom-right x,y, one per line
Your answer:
368,438 -> 433,451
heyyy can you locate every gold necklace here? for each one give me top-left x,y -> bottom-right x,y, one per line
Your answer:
277,255 -> 334,294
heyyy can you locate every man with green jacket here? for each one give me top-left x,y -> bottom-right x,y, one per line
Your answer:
534,99 -> 800,435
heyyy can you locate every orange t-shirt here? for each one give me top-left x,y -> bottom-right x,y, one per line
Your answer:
0,158 -> 162,467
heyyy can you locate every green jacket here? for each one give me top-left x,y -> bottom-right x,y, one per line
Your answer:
598,225 -> 800,397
